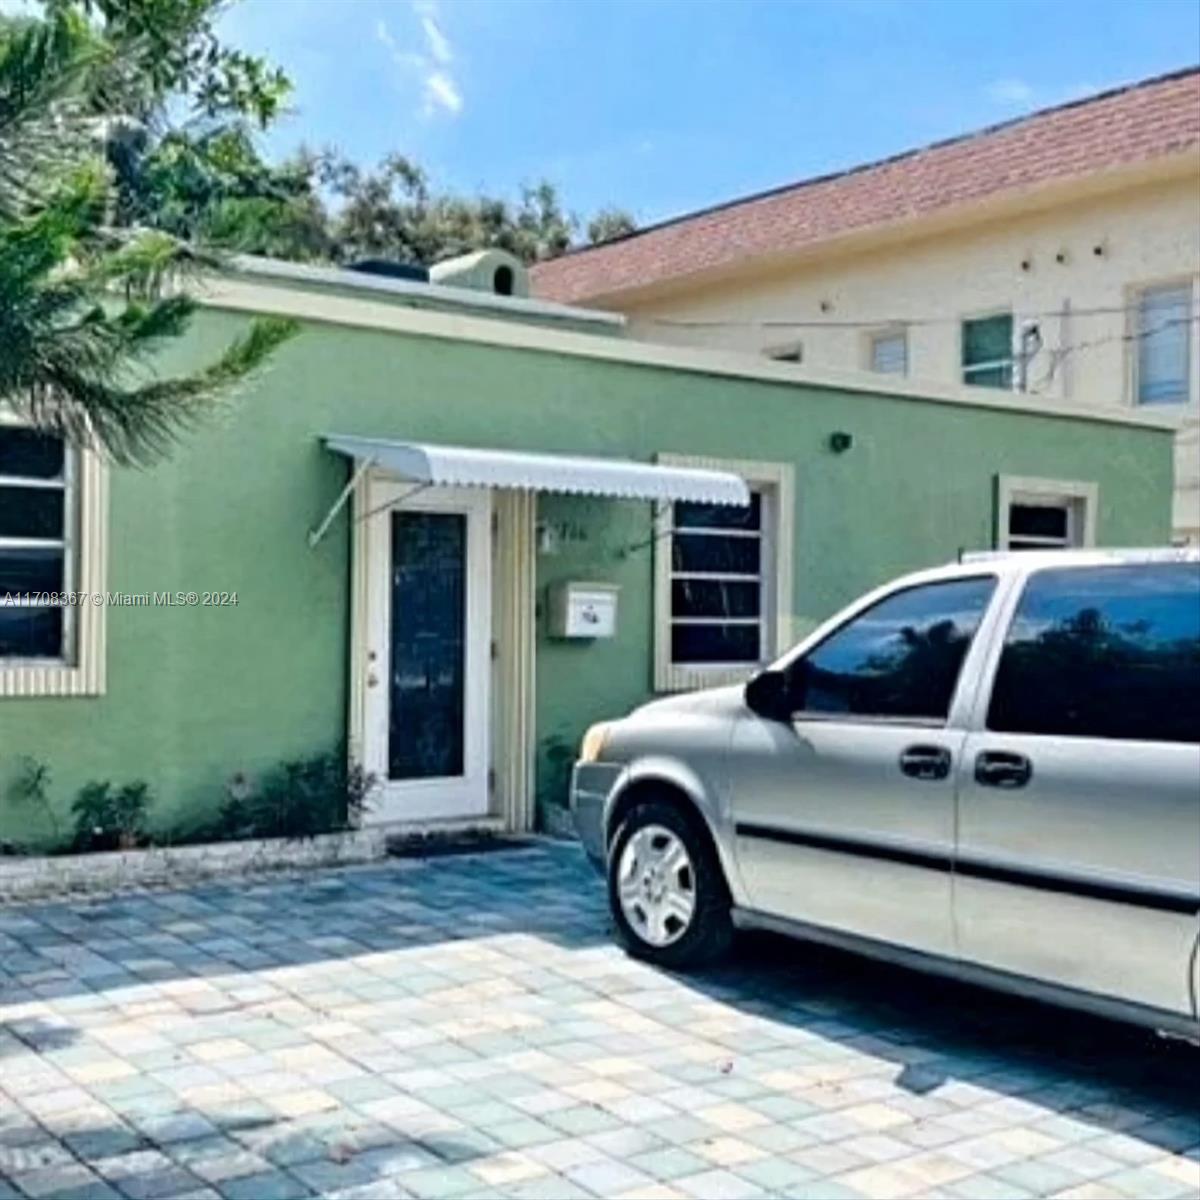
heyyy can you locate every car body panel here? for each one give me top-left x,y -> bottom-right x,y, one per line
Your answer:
571,548 -> 1200,1034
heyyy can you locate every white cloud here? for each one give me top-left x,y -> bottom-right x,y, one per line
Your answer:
420,15 -> 453,66
376,2 -> 462,119
985,78 -> 1036,105
426,70 -> 463,115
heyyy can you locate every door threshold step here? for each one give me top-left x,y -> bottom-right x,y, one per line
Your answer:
385,826 -> 537,859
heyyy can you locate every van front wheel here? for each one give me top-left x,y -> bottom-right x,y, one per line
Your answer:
607,799 -> 733,969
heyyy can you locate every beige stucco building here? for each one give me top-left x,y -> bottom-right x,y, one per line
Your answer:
533,69 -> 1200,543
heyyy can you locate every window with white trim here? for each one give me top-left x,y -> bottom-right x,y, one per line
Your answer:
869,329 -> 907,376
1136,283 -> 1193,406
962,312 -> 1014,389
0,428 -> 75,661
654,456 -> 794,692
669,493 -> 768,666
996,475 -> 1097,551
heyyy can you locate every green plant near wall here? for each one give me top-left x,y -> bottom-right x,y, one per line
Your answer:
215,750 -> 375,841
70,781 -> 153,852
5,757 -> 62,852
538,734 -> 576,816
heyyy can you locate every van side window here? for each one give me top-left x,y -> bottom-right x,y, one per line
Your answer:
988,564 -> 1200,744
795,577 -> 996,721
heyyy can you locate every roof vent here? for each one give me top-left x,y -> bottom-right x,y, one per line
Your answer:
346,259 -> 430,283
429,249 -> 529,298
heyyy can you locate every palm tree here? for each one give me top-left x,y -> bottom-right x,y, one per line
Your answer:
0,9 -> 296,466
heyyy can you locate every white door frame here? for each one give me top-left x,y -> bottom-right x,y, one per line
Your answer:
361,479 -> 492,823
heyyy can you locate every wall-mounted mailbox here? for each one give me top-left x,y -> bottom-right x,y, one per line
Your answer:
548,581 -> 620,639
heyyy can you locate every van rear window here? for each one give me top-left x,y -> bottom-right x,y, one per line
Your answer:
988,563 -> 1200,744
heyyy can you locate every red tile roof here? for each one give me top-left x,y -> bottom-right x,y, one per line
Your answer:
531,68 -> 1200,305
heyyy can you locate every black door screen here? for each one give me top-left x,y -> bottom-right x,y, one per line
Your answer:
389,511 -> 467,780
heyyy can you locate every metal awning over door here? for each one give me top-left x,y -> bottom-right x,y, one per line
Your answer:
310,434 -> 749,545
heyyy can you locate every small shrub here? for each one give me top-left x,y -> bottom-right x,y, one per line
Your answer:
216,751 -> 375,842
70,780 -> 153,852
7,757 -> 62,848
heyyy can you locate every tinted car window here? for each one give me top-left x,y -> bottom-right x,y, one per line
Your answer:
988,563 -> 1200,744
795,577 -> 996,721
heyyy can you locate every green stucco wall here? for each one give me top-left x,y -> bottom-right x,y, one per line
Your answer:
0,310 -> 1175,847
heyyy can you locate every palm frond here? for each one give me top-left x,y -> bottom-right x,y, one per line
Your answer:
4,314 -> 299,466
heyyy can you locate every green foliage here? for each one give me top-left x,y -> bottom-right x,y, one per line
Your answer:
70,779 -> 152,851
215,752 -> 376,842
586,207 -> 637,247
6,756 -> 62,848
0,2 -> 300,465
43,0 -> 291,127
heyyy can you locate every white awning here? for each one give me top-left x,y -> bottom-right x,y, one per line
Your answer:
322,434 -> 750,506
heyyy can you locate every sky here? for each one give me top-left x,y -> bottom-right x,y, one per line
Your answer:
17,0 -> 1200,227
215,0 -> 1199,226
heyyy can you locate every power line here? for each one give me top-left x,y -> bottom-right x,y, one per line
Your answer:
1031,315 -> 1200,392
645,301 -> 1198,331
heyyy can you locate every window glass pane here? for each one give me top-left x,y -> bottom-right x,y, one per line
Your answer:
1009,504 -> 1068,540
797,577 -> 997,720
0,548 -> 64,596
963,364 -> 1013,388
963,314 -> 1014,365
674,495 -> 761,531
672,622 -> 760,664
0,486 -> 64,540
672,532 -> 760,576
1138,286 -> 1191,405
0,429 -> 64,480
988,564 -> 1200,743
388,511 -> 467,781
672,579 -> 761,619
0,606 -> 63,658
871,333 -> 907,374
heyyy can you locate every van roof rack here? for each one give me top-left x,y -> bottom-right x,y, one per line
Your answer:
957,546 -> 1198,565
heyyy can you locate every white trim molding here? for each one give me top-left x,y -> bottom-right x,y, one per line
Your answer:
345,464 -> 538,832
654,454 -> 795,693
0,437 -> 108,700
995,474 -> 1099,551
198,273 -> 1180,434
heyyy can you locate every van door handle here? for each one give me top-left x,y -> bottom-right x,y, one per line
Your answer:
899,745 -> 952,781
975,750 -> 1032,789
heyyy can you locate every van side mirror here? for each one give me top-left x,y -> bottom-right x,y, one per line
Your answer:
744,668 -> 794,723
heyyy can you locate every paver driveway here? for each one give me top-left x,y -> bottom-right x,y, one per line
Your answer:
1,841 -> 1197,1200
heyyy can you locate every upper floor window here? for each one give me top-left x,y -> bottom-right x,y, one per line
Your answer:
962,312 -> 1014,389
764,341 -> 803,365
869,330 -> 908,376
1136,283 -> 1193,405
791,576 -> 997,723
0,428 -> 73,660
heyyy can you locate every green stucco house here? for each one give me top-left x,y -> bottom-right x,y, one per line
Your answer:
0,252 -> 1179,848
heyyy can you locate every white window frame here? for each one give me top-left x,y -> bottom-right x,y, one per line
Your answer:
1128,277 -> 1199,410
0,416 -> 108,698
867,327 -> 908,376
962,310 -> 1016,390
995,474 -> 1098,551
654,454 -> 794,693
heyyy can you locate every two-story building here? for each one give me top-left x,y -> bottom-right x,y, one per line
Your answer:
531,68 -> 1200,544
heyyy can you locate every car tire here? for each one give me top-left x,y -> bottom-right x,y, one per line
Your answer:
608,799 -> 733,970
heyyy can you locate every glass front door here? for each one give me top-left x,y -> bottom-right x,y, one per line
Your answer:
364,484 -> 491,823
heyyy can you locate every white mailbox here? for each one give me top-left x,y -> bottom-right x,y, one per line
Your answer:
548,581 -> 620,639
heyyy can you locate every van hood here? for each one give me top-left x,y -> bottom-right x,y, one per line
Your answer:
632,684 -> 746,720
